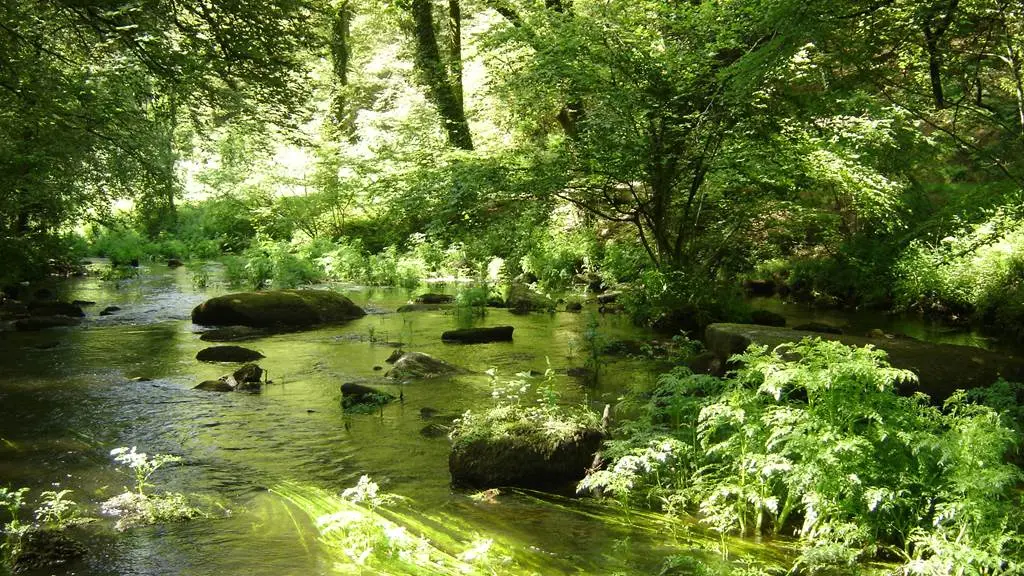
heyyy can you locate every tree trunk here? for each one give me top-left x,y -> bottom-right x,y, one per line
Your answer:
410,0 -> 473,150
448,0 -> 464,108
330,1 -> 356,138
924,28 -> 946,109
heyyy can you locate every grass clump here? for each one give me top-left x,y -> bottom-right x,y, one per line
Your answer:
580,339 -> 1024,575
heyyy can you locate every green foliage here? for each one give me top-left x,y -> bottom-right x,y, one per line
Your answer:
893,216 -> 1024,337
621,268 -> 749,328
581,339 -> 1024,574
1,486 -> 86,570
454,280 -> 499,321
450,369 -> 600,453
89,227 -> 149,267
34,490 -> 79,529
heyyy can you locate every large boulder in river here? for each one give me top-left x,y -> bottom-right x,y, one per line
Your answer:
196,345 -> 265,363
387,352 -> 465,380
449,427 -> 604,489
191,289 -> 365,328
415,293 -> 454,304
441,326 -> 514,344
505,284 -> 555,314
704,323 -> 1024,402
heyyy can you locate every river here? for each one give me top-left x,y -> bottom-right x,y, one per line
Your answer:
3,262 -> 780,575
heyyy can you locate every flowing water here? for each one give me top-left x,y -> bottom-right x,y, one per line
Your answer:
5,264 -> 999,575
0,263 -> 752,576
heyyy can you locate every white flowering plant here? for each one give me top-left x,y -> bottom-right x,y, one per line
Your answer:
110,446 -> 182,496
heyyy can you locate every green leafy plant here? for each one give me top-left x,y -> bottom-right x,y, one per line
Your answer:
34,490 -> 79,529
188,264 -> 210,290
580,339 -> 1024,574
0,487 -> 30,564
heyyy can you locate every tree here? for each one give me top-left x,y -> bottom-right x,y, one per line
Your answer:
406,0 -> 473,150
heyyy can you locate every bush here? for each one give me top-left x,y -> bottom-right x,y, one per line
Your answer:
892,217 -> 1024,336
580,339 -> 1024,574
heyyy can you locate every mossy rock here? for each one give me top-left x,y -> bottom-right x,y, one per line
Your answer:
341,382 -> 396,410
196,345 -> 265,363
505,284 -> 554,314
191,289 -> 365,328
387,352 -> 465,380
414,293 -> 454,304
10,528 -> 86,573
449,429 -> 604,489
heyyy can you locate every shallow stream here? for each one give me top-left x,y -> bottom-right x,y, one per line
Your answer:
0,264 -> 727,575
1,263 -> 999,575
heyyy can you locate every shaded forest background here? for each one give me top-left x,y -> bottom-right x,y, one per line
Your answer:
4,0 -> 1024,337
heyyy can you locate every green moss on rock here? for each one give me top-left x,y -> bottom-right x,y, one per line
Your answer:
191,289 -> 365,328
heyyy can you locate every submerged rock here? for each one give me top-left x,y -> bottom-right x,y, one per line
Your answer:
441,325 -> 514,344
195,363 -> 264,392
191,289 -> 365,329
15,316 -> 82,331
387,352 -> 464,380
396,303 -> 454,313
27,301 -> 84,318
198,326 -> 271,342
196,345 -> 265,363
341,382 -> 396,410
195,380 -> 234,392
793,322 -> 843,335
99,306 -> 121,316
748,309 -> 786,327
704,323 -> 1024,402
414,293 -> 454,304
10,528 -> 86,573
231,363 -> 264,390
385,348 -> 405,364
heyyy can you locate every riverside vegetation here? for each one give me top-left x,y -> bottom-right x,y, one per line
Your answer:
5,0 -> 1024,574
1,447 -> 201,572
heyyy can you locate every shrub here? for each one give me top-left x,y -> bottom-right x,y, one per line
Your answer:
580,339 -> 1024,574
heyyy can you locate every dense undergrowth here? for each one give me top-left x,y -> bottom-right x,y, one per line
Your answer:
580,339 -> 1024,575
